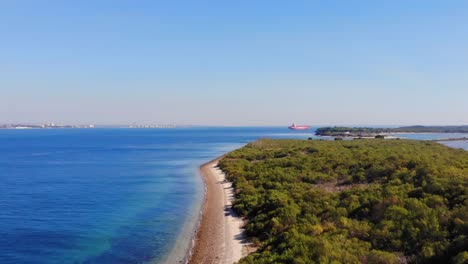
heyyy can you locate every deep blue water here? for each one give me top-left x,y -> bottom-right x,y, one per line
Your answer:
0,127 -> 314,264
0,127 -> 466,264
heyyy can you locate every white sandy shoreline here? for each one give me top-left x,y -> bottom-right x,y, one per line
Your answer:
212,164 -> 247,263
188,158 -> 252,264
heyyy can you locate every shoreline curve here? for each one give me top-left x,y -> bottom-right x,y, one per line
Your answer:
188,157 -> 252,264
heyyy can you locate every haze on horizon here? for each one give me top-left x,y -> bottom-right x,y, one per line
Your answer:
1,1 -> 467,126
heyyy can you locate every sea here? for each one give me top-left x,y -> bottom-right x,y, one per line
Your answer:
0,127 -> 467,264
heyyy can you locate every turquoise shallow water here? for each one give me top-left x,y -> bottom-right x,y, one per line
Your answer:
0,127 -> 466,264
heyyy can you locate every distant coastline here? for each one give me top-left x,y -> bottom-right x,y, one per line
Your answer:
0,123 -> 192,129
315,125 -> 468,137
0,123 -> 95,129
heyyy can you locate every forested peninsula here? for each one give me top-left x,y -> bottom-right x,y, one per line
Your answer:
219,139 -> 468,263
315,125 -> 468,137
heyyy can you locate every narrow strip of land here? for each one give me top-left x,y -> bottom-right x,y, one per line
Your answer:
434,137 -> 468,142
189,158 -> 251,264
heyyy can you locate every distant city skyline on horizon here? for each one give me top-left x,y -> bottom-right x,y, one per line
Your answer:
1,1 -> 468,126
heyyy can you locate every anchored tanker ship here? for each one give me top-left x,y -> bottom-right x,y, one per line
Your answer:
288,123 -> 311,130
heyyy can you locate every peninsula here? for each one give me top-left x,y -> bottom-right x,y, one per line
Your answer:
215,139 -> 468,263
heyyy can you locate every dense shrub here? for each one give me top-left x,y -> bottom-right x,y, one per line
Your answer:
219,139 -> 468,263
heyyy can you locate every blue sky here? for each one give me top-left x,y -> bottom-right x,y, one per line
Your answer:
1,1 -> 467,125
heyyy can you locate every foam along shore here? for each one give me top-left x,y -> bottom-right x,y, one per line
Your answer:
188,158 -> 253,264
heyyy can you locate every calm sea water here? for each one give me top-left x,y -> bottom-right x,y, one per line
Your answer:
393,133 -> 468,150
0,127 -> 466,264
0,127 -> 314,264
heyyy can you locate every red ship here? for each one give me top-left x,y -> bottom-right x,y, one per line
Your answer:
288,123 -> 311,130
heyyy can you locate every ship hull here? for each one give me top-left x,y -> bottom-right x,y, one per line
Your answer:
288,126 -> 310,130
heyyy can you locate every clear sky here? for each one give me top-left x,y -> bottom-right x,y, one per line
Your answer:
1,1 -> 467,126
